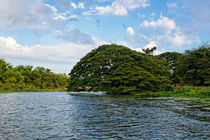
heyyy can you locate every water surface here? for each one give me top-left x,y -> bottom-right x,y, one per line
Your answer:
0,92 -> 209,139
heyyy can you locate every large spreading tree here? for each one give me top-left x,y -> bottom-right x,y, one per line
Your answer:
67,44 -> 173,94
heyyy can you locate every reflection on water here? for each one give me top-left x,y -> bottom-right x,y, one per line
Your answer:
0,92 -> 209,139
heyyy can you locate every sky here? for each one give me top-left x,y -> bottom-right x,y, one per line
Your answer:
0,0 -> 210,74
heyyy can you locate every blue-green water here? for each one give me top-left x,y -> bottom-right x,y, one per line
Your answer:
0,92 -> 209,139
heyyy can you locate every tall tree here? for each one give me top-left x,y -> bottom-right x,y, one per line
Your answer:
67,44 -> 172,94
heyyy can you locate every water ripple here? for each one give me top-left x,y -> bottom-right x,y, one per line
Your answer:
0,92 -> 209,139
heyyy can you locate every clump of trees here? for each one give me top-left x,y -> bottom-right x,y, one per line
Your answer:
67,44 -> 210,94
158,44 -> 210,86
177,44 -> 210,86
0,59 -> 69,90
67,44 -> 173,94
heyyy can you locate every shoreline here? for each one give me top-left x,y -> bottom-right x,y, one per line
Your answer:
133,91 -> 210,101
0,89 -> 67,93
1,88 -> 209,101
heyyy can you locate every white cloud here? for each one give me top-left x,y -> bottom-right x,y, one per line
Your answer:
135,41 -> 163,55
78,2 -> 85,9
137,13 -> 145,18
167,2 -> 177,8
56,28 -> 96,44
71,2 -> 77,9
166,0 -> 210,42
0,0 -> 69,31
68,15 -> 80,21
126,27 -> 134,37
82,10 -> 95,16
140,15 -> 176,34
53,15 -> 68,21
181,0 -> 210,27
95,0 -> 150,16
166,33 -> 187,47
96,5 -> 128,16
150,13 -> 156,17
0,36 -> 108,73
143,41 -> 157,49
122,0 -> 150,9
137,15 -> 200,49
45,4 -> 58,13
135,41 -> 164,55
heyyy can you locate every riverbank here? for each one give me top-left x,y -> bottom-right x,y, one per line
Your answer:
0,89 -> 67,93
134,86 -> 210,101
1,86 -> 209,101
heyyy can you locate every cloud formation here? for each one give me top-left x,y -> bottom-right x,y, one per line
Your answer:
78,2 -> 85,9
136,41 -> 164,55
126,27 -> 134,38
140,15 -> 176,34
71,2 -> 77,9
167,2 -> 177,8
168,0 -> 210,38
56,29 -> 96,44
0,0 -> 68,31
139,15 -> 197,48
0,36 -> 107,73
95,0 -> 150,16
181,0 -> 210,26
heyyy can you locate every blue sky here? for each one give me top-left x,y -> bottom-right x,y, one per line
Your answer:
0,0 -> 209,73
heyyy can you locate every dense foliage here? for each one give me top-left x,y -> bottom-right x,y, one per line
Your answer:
157,52 -> 184,84
0,59 -> 69,90
68,44 -> 210,94
2,43 -> 209,94
176,44 -> 210,86
158,44 -> 210,86
67,44 -> 173,94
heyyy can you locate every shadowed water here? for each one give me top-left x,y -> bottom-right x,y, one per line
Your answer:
0,92 -> 209,139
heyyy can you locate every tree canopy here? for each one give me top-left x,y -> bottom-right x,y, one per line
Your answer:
157,52 -> 184,84
176,44 -> 210,86
67,44 -> 173,94
1,43 -> 209,93
0,59 -> 69,90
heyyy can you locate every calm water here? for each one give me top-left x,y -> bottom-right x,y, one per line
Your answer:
0,92 -> 209,140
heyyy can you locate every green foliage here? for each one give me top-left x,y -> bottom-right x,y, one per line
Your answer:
139,86 -> 210,98
142,46 -> 157,55
68,44 -> 210,95
67,44 -> 172,94
0,58 -> 69,90
177,44 -> 210,86
158,52 -> 184,84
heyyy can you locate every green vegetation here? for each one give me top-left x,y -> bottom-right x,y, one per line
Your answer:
0,89 -> 64,93
135,86 -> 210,99
0,59 -> 69,92
177,45 -> 210,86
158,44 -> 210,86
67,44 -> 173,94
1,43 -> 209,96
67,44 -> 210,96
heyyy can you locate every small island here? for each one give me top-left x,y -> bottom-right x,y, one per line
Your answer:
67,44 -> 210,98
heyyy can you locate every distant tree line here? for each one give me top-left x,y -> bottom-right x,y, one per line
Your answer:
0,59 -> 69,90
67,44 -> 210,94
158,44 -> 210,86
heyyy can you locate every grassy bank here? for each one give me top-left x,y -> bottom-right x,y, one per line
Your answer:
0,89 -> 67,93
134,86 -> 210,100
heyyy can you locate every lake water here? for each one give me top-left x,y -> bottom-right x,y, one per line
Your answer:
0,92 -> 209,139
